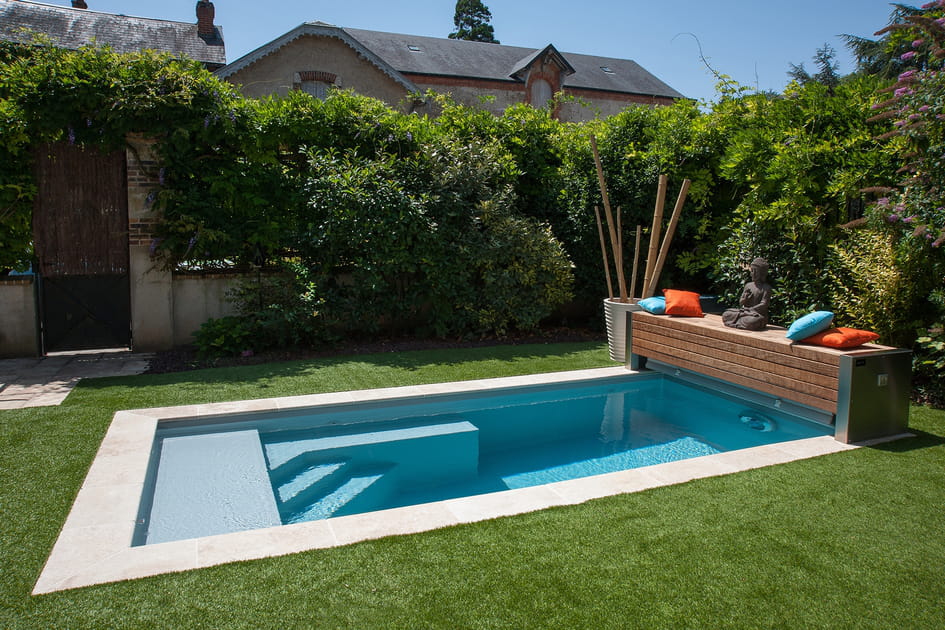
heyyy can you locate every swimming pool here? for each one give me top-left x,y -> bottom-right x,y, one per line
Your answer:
134,370 -> 830,546
36,367 -> 862,594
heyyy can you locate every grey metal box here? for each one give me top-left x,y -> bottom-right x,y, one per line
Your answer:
835,350 -> 912,443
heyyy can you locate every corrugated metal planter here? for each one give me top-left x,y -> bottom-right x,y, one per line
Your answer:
603,298 -> 641,362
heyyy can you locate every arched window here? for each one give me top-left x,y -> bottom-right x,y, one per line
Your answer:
294,71 -> 337,100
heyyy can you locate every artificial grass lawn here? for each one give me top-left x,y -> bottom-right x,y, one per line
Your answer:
1,341 -> 944,628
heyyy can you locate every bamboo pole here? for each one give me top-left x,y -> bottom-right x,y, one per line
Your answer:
594,205 -> 614,300
629,224 -> 642,300
641,174 -> 668,299
616,206 -> 624,297
590,134 -> 628,301
646,179 -> 691,298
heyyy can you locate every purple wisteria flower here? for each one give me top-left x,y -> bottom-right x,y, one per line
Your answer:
903,215 -> 917,224
405,131 -> 413,141
920,105 -> 931,112
67,126 -> 76,145
913,39 -> 925,48
877,197 -> 890,207
888,214 -> 900,222
902,51 -> 917,61
158,167 -> 166,185
899,70 -> 917,81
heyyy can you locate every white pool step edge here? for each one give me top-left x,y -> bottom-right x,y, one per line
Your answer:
33,366 -> 885,595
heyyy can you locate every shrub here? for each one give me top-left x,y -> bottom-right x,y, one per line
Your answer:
826,228 -> 923,345
193,316 -> 253,358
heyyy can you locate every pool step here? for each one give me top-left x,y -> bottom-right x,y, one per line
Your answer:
265,419 -> 480,523
275,460 -> 349,514
284,464 -> 396,523
265,420 -> 479,474
144,429 -> 281,544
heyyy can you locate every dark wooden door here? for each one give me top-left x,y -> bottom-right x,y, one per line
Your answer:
33,143 -> 130,352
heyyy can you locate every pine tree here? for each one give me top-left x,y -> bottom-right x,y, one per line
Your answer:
788,44 -> 840,91
842,3 -> 926,79
448,0 -> 499,44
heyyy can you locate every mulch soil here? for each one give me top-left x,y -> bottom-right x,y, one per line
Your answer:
145,327 -> 607,375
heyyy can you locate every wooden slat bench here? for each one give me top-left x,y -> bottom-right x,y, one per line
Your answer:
628,310 -> 912,443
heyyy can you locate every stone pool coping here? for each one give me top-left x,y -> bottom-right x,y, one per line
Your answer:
34,366 -> 865,594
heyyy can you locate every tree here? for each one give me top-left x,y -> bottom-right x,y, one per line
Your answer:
788,44 -> 841,91
842,3 -> 928,78
448,0 -> 499,44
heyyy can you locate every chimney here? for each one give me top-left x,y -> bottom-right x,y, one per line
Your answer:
72,1 -> 88,8
196,1 -> 215,37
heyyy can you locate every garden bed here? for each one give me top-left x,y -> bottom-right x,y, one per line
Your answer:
146,327 -> 606,374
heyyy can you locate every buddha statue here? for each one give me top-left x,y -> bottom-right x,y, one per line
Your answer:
722,258 -> 771,331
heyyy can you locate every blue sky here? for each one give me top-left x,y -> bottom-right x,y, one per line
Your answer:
43,0 -> 908,103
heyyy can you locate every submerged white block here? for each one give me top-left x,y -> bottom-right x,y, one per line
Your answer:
145,430 -> 281,544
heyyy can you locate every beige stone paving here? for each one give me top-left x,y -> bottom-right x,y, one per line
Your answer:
0,350 -> 152,409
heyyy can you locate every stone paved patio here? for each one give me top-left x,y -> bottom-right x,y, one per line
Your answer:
0,350 -> 152,409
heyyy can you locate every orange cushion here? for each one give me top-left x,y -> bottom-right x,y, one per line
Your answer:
662,289 -> 703,317
801,327 -> 879,348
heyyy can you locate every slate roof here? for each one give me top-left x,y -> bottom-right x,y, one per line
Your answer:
219,23 -> 683,100
0,0 -> 226,67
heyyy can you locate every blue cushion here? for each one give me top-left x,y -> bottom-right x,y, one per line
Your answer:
786,311 -> 834,341
637,296 -> 666,314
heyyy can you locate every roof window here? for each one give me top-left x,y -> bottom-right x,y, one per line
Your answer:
407,44 -> 422,52
600,66 -> 615,74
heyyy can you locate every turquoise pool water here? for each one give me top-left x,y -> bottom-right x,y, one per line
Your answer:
135,373 -> 831,545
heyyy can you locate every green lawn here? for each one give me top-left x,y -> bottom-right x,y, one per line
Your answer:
2,341 -> 944,629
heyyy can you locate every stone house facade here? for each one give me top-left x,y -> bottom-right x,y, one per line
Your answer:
217,23 -> 684,122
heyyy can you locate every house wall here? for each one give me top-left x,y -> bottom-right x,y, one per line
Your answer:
226,35 -> 411,107
0,277 -> 37,357
560,89 -> 677,122
397,74 -> 675,122
408,75 -> 524,116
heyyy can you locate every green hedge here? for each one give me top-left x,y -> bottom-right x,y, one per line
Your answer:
3,33 -> 944,354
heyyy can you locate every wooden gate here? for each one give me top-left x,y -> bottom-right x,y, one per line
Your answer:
33,143 -> 131,352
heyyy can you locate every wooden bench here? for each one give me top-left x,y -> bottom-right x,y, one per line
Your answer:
628,310 -> 912,443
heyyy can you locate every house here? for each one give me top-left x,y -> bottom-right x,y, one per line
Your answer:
216,22 -> 684,122
0,0 -> 226,70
